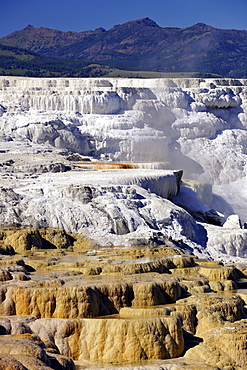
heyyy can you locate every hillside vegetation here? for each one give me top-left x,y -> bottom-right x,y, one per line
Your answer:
0,44 -> 108,77
1,18 -> 247,77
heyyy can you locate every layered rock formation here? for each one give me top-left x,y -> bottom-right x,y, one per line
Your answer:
1,77 -> 247,368
1,77 -> 247,261
0,228 -> 247,369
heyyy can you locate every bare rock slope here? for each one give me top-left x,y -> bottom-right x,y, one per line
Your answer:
1,77 -> 247,261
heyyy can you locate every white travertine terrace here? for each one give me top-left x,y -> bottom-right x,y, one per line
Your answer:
1,76 -> 247,260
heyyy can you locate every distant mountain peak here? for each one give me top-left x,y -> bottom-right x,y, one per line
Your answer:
24,25 -> 34,30
122,17 -> 160,28
94,27 -> 106,32
134,17 -> 160,27
188,23 -> 215,31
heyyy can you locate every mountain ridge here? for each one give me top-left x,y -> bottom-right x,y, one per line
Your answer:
1,18 -> 247,77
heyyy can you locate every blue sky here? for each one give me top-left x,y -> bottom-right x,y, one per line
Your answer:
1,0 -> 247,37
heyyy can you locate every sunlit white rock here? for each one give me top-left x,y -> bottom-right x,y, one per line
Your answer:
197,88 -> 241,108
179,129 -> 247,185
223,214 -> 242,229
172,111 -> 229,139
1,76 -> 247,260
205,223 -> 247,260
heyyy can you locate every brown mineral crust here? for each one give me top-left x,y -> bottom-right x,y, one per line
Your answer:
78,316 -> 184,362
0,356 -> 27,370
0,228 -> 90,252
0,275 -> 181,318
0,227 -> 247,368
185,319 -> 247,369
180,293 -> 246,336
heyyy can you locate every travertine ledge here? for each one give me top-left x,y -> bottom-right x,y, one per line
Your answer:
1,228 -> 247,369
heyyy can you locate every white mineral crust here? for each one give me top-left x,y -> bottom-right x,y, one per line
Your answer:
1,76 -> 247,260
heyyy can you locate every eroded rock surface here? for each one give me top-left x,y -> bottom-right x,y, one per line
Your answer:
1,77 -> 247,261
2,77 -> 247,369
0,228 -> 247,369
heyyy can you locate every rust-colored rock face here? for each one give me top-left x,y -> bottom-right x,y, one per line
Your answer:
0,227 -> 247,369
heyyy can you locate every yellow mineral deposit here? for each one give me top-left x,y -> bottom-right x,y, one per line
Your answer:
0,227 -> 247,369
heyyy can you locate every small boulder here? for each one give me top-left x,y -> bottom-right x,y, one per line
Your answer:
223,214 -> 242,229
